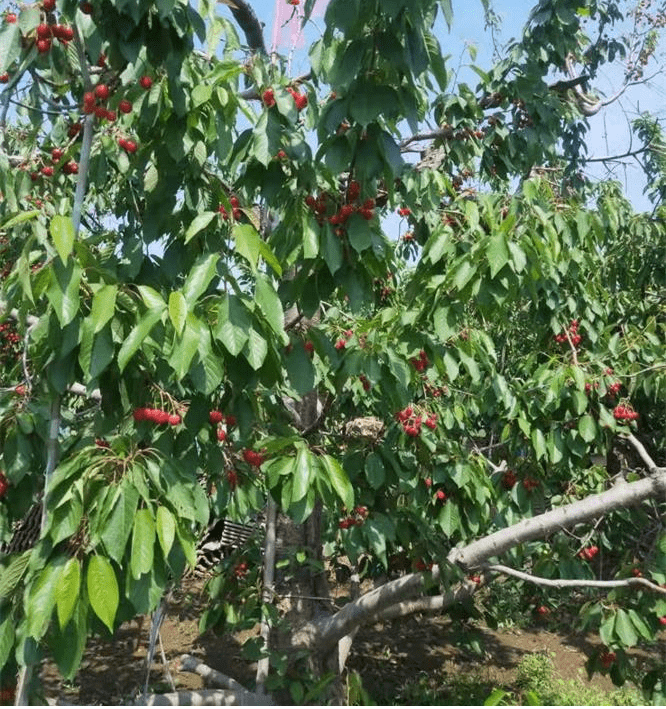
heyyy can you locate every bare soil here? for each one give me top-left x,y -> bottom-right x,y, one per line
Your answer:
36,580 -> 662,706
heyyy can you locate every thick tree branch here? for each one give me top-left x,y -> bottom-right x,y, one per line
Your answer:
131,688 -> 271,705
179,655 -> 249,692
448,472 -> 665,570
218,0 -> 266,54
292,470 -> 666,657
291,570 -> 437,654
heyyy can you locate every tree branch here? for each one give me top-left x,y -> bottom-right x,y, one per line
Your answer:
131,688 -> 271,705
179,655 -> 249,692
622,433 -> 658,473
255,496 -> 277,695
218,0 -> 266,54
448,472 -> 666,570
484,563 -> 666,594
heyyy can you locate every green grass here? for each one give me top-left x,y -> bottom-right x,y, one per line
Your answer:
387,652 -> 644,706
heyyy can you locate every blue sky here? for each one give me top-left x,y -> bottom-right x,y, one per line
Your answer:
226,1 -> 664,211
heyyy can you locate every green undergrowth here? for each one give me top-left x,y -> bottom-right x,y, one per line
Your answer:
356,652 -> 643,706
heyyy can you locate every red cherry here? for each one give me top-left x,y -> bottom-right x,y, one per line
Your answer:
63,160 -> 78,174
94,83 -> 110,100
36,23 -> 52,40
168,414 -> 181,426
216,429 -> 226,442
122,139 -> 137,153
209,410 -> 224,424
51,148 -> 64,162
43,0 -> 56,10
0,472 -> 9,499
41,165 -> 54,177
659,616 -> 666,626
79,2 -> 93,13
5,13 -> 17,23
225,415 -> 236,427
262,88 -> 275,107
0,73 -> 9,83
118,99 -> 133,114
139,75 -> 153,90
36,38 -> 52,53
105,110 -> 116,122
226,469 -> 238,490
424,477 -> 432,488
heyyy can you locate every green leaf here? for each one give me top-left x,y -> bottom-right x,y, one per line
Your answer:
364,452 -> 386,489
292,447 -> 314,503
215,294 -> 251,356
156,507 -> 176,557
487,234 -> 509,278
182,253 -> 219,306
168,290 -> 187,335
347,214 -> 373,253
531,428 -> 547,460
303,213 -> 319,259
578,414 -> 597,443
285,342 -> 315,395
50,215 -> 75,264
47,260 -> 82,327
100,480 -> 139,563
233,223 -> 261,272
255,274 -> 285,339
484,689 -> 509,706
137,285 -> 167,311
0,550 -> 31,600
184,211 -> 216,244
117,309 -> 163,372
322,226 -> 343,275
90,285 -> 117,334
131,508 -> 156,580
614,608 -> 638,647
27,562 -> 60,638
87,555 -> 119,633
0,22 -> 21,74
55,558 -> 81,630
243,328 -> 267,370
628,609 -> 653,641
0,612 -> 15,670
320,454 -> 354,510
438,501 -> 460,536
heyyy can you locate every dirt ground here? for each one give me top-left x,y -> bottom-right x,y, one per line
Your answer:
34,577 -> 662,706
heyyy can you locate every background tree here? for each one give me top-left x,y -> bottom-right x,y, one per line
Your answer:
1,0 -> 666,704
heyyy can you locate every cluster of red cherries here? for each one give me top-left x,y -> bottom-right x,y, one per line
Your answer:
395,405 -> 437,437
133,407 -> 181,426
410,349 -> 429,372
554,319 -> 582,347
613,404 -> 638,421
338,505 -> 369,529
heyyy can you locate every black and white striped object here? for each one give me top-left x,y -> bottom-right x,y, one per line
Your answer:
0,501 -> 42,556
191,517 -> 261,577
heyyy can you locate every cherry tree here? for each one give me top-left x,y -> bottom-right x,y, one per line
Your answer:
1,0 -> 666,704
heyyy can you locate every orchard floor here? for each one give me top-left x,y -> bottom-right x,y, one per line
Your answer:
38,581 -> 662,706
